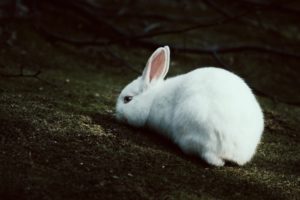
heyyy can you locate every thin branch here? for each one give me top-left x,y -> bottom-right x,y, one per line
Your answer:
43,0 -> 129,38
183,45 -> 300,59
105,47 -> 140,74
238,0 -> 300,15
42,0 -> 297,56
211,51 -> 229,69
35,25 -> 140,74
0,69 -> 41,78
202,0 -> 233,17
67,1 -> 215,24
35,22 -> 300,61
0,66 -> 57,87
134,40 -> 300,59
35,22 -> 300,60
34,25 -> 109,47
40,0 -> 250,43
252,88 -> 300,107
115,12 -> 209,23
120,11 -> 250,41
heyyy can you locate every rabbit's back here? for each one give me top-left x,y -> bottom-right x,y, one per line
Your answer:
150,67 -> 264,165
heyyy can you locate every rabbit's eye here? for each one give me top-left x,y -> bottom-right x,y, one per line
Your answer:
123,96 -> 133,104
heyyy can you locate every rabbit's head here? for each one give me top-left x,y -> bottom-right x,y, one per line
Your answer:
116,46 -> 170,127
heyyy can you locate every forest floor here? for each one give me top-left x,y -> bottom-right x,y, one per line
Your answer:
0,1 -> 300,200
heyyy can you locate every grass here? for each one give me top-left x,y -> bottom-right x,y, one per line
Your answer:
0,8 -> 300,200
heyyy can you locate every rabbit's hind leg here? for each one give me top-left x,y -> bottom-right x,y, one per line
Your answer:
201,151 -> 225,167
175,132 -> 225,167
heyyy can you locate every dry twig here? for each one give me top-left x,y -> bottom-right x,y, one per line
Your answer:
0,65 -> 57,87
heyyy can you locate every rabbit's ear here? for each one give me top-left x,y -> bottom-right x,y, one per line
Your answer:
142,46 -> 170,88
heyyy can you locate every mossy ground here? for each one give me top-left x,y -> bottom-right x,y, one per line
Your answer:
1,1 -> 300,199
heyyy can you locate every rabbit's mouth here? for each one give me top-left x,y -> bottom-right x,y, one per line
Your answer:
116,112 -> 128,124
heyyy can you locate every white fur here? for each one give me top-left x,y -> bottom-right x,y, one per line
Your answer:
116,46 -> 264,167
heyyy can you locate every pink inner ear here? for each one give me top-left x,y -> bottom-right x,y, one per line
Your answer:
150,50 -> 165,81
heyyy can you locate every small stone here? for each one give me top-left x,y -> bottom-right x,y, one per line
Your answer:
65,78 -> 70,83
112,175 -> 119,179
94,93 -> 100,97
127,173 -> 133,177
99,181 -> 105,186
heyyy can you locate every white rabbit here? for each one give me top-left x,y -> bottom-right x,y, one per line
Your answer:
116,46 -> 264,167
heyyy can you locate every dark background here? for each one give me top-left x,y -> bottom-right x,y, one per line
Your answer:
0,0 -> 299,200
